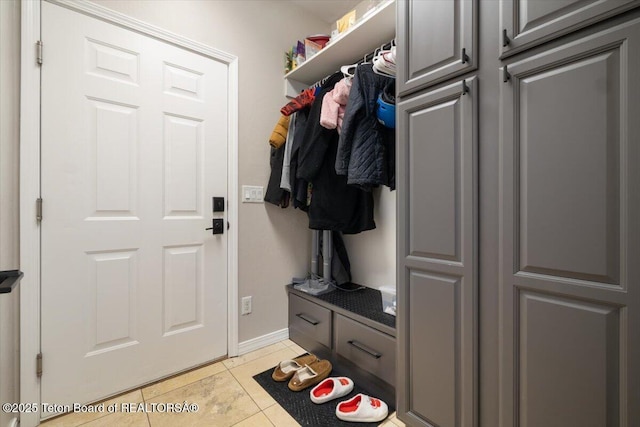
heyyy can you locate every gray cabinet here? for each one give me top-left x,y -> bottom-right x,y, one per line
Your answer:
288,293 -> 332,350
397,78 -> 478,427
286,286 -> 396,406
334,314 -> 396,387
397,0 -> 477,96
499,18 -> 640,427
397,1 -> 640,426
500,0 -> 640,57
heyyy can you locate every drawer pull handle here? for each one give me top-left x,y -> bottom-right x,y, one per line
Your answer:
296,313 -> 319,326
347,340 -> 382,359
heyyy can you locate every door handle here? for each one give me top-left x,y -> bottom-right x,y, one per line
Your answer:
206,218 -> 224,234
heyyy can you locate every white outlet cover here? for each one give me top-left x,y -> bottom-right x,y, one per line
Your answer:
241,296 -> 252,315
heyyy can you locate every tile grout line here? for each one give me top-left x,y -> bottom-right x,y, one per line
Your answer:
230,409 -> 276,427
224,342 -> 290,370
229,366 -> 301,427
226,370 -> 276,426
229,368 -> 264,411
260,404 -> 283,427
141,361 -> 230,401
259,409 -> 277,427
142,387 -> 152,427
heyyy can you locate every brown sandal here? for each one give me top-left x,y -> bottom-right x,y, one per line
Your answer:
288,359 -> 332,391
271,353 -> 318,382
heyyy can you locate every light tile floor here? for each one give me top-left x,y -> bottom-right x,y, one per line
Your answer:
41,339 -> 405,427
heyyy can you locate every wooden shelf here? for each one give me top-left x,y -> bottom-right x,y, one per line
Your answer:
284,0 -> 396,97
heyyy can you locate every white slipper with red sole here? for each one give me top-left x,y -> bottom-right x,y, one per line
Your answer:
335,393 -> 388,422
309,377 -> 354,404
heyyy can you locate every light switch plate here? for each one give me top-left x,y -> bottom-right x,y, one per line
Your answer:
242,185 -> 264,203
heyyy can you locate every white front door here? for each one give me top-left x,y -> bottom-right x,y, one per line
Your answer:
40,2 -> 229,408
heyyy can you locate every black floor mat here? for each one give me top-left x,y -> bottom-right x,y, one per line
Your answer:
253,364 -> 394,426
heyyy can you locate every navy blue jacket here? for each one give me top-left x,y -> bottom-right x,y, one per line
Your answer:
335,64 -> 395,191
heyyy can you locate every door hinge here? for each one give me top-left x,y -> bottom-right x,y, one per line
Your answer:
36,40 -> 43,65
36,198 -> 43,222
36,353 -> 43,378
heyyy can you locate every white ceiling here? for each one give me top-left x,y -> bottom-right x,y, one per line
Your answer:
288,0 -> 363,25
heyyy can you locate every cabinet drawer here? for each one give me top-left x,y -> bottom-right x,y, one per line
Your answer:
335,314 -> 396,386
288,294 -> 331,348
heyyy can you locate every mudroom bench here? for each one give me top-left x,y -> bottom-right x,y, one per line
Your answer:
286,284 -> 396,405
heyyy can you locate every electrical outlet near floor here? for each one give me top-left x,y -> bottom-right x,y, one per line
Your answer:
241,296 -> 252,315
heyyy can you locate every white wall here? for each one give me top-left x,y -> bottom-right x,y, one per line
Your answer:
0,1 -> 21,425
343,188 -> 396,288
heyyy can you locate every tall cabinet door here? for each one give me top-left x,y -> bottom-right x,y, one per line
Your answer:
499,19 -> 640,427
500,0 -> 640,57
397,78 -> 477,427
397,0 -> 477,96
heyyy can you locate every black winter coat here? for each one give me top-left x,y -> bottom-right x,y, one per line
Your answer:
289,107 -> 310,210
264,144 -> 289,208
297,73 -> 375,234
335,64 -> 396,191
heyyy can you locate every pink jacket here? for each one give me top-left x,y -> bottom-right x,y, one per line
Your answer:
320,78 -> 352,134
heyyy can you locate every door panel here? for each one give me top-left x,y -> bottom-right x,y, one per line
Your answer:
408,270 -> 459,426
517,51 -> 620,284
41,2 -> 228,409
500,0 -> 640,57
397,0 -> 477,96
518,291 -> 619,427
163,245 -> 204,335
164,114 -> 204,217
408,99 -> 459,261
500,19 -> 640,427
90,99 -> 138,217
397,79 -> 477,427
87,250 -> 139,355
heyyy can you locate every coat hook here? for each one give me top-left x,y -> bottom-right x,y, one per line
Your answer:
462,79 -> 469,95
502,29 -> 511,47
503,65 -> 511,83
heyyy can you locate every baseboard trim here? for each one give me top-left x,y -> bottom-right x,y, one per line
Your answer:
237,328 -> 289,355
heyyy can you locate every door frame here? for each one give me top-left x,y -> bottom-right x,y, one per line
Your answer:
20,1 -> 239,425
